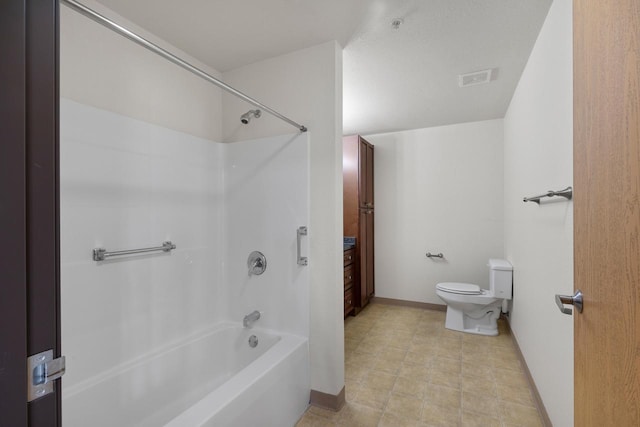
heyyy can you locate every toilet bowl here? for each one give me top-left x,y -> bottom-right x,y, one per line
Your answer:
435,259 -> 513,336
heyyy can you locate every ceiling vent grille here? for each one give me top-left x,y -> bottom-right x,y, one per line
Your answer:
458,69 -> 494,87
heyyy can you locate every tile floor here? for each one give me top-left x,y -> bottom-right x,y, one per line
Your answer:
296,302 -> 545,427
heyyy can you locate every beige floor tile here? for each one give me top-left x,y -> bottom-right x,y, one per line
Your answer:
308,405 -> 342,421
362,370 -> 397,392
461,392 -> 499,418
379,412 -> 421,427
366,328 -> 389,339
344,381 -> 363,402
438,337 -> 463,352
398,362 -> 431,381
344,338 -> 361,353
493,368 -> 528,388
296,411 -> 338,426
461,333 -> 491,344
493,334 -> 514,348
461,341 -> 492,355
420,402 -> 461,426
339,304 -> 544,427
379,347 -> 408,362
385,392 -> 424,421
461,375 -> 497,396
440,329 -> 464,340
404,350 -> 434,365
372,358 -> 401,375
435,348 -> 463,360
409,339 -> 438,351
393,375 -> 428,398
346,351 -> 377,368
345,362 -> 369,382
337,402 -> 382,427
431,357 -> 462,375
425,384 -> 461,410
415,327 -> 442,339
496,382 -> 535,406
461,362 -> 494,381
460,410 -> 500,427
499,401 -> 544,427
354,340 -> 383,355
352,385 -> 391,411
430,370 -> 462,390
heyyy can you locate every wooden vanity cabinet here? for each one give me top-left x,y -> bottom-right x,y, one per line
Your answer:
343,135 -> 375,314
344,247 -> 355,316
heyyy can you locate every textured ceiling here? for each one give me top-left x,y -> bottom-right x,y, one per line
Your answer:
94,0 -> 552,135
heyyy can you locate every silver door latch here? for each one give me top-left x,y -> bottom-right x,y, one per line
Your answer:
555,289 -> 583,315
27,350 -> 66,402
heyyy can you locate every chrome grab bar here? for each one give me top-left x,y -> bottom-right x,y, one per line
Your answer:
426,252 -> 444,259
93,241 -> 176,261
297,226 -> 308,266
523,186 -> 573,204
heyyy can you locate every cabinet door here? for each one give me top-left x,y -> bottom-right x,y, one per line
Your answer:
358,138 -> 368,208
365,210 -> 375,298
365,142 -> 374,208
358,209 -> 369,306
359,208 -> 375,306
358,138 -> 374,209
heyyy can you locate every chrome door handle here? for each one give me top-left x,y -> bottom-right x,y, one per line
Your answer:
555,290 -> 583,315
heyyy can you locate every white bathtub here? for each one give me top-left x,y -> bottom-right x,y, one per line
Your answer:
62,323 -> 310,427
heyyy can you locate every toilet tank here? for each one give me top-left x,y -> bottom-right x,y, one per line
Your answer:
488,259 -> 513,299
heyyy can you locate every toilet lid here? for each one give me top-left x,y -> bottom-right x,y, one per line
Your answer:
436,282 -> 483,295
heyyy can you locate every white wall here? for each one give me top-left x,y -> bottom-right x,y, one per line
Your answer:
60,99 -> 224,392
223,133 -> 310,337
366,120 -> 504,303
222,41 -> 344,396
503,0 -> 574,425
60,0 -> 222,141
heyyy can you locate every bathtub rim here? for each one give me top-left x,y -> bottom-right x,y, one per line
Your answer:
164,331 -> 309,427
62,321 -> 284,399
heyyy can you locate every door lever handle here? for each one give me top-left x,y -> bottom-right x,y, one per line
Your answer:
555,290 -> 583,315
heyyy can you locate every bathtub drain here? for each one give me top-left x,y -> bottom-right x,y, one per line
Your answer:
249,335 -> 258,348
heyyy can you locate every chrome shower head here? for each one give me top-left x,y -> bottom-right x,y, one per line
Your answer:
240,109 -> 261,124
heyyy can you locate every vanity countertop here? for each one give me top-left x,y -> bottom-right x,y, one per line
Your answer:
343,236 -> 356,251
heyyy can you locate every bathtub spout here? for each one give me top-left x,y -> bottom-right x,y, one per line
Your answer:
243,310 -> 261,328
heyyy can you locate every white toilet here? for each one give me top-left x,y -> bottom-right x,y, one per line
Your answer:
435,259 -> 513,336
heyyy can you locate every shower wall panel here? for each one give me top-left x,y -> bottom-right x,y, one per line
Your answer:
60,99 -> 224,392
223,133 -> 310,338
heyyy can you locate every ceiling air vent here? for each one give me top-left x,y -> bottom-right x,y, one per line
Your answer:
458,69 -> 494,87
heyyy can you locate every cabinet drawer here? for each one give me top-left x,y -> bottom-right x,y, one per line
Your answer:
344,288 -> 354,316
344,264 -> 354,289
343,248 -> 355,266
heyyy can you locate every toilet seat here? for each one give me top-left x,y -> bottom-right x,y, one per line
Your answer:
436,282 -> 483,295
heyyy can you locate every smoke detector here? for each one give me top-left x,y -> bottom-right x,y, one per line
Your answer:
458,69 -> 495,87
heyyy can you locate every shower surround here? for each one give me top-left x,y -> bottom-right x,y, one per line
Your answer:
60,99 -> 310,426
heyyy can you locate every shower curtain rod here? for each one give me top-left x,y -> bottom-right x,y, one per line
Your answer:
60,0 -> 308,133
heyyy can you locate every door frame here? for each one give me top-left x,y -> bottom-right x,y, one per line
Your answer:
0,0 -> 61,425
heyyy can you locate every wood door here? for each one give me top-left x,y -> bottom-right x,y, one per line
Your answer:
573,0 -> 640,425
0,1 -> 29,424
0,0 -> 61,424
